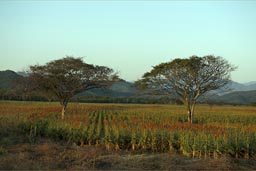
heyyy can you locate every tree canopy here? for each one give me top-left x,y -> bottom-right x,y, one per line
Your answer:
136,55 -> 236,123
29,56 -> 118,119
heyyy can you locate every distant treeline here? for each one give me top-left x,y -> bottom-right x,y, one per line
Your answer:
75,96 -> 183,104
0,91 -> 181,104
1,90 -> 254,106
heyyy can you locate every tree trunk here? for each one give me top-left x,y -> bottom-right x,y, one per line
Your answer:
61,104 -> 66,120
60,98 -> 69,120
185,99 -> 193,123
61,101 -> 68,120
187,109 -> 193,123
187,103 -> 196,123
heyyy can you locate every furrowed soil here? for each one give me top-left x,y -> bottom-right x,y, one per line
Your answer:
0,138 -> 255,170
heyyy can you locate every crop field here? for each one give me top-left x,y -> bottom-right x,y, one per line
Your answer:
1,101 -> 256,170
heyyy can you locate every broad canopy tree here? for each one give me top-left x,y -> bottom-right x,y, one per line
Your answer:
29,56 -> 118,119
136,55 -> 236,123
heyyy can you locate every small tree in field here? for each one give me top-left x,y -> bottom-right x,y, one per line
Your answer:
29,56 -> 118,119
136,55 -> 236,123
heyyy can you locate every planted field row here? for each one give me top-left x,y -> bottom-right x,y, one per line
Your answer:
1,101 -> 256,158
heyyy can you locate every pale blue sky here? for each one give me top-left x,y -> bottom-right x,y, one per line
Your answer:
0,1 -> 256,83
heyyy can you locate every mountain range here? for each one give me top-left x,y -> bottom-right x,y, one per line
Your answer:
0,70 -> 256,105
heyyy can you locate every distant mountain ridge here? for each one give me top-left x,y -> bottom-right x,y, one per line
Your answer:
1,70 -> 256,105
244,81 -> 256,86
0,70 -> 22,90
200,90 -> 256,105
228,81 -> 256,92
217,90 -> 256,105
77,81 -> 137,97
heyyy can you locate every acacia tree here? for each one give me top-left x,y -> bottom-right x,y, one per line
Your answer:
136,55 -> 236,123
29,56 -> 118,119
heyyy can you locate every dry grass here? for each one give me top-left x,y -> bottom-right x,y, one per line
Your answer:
1,138 -> 255,170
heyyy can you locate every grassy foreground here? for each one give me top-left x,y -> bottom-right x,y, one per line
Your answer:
0,101 -> 256,170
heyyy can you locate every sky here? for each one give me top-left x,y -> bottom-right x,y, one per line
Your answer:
0,1 -> 256,83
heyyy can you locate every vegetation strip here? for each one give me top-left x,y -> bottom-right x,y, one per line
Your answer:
1,101 -> 256,159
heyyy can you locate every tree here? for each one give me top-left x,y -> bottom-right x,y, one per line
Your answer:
136,55 -> 236,123
13,75 -> 35,101
29,56 -> 118,119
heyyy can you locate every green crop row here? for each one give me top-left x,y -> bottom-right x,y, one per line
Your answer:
1,101 -> 256,159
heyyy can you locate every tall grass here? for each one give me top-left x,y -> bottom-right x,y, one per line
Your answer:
1,101 -> 256,158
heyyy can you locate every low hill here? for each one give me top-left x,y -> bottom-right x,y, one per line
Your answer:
0,70 -> 22,90
200,90 -> 256,105
228,81 -> 256,92
1,70 -> 256,105
214,90 -> 256,105
76,80 -> 137,98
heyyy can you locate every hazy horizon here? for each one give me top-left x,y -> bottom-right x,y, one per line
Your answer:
0,1 -> 256,83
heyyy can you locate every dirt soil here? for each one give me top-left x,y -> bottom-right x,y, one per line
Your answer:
1,139 -> 256,170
